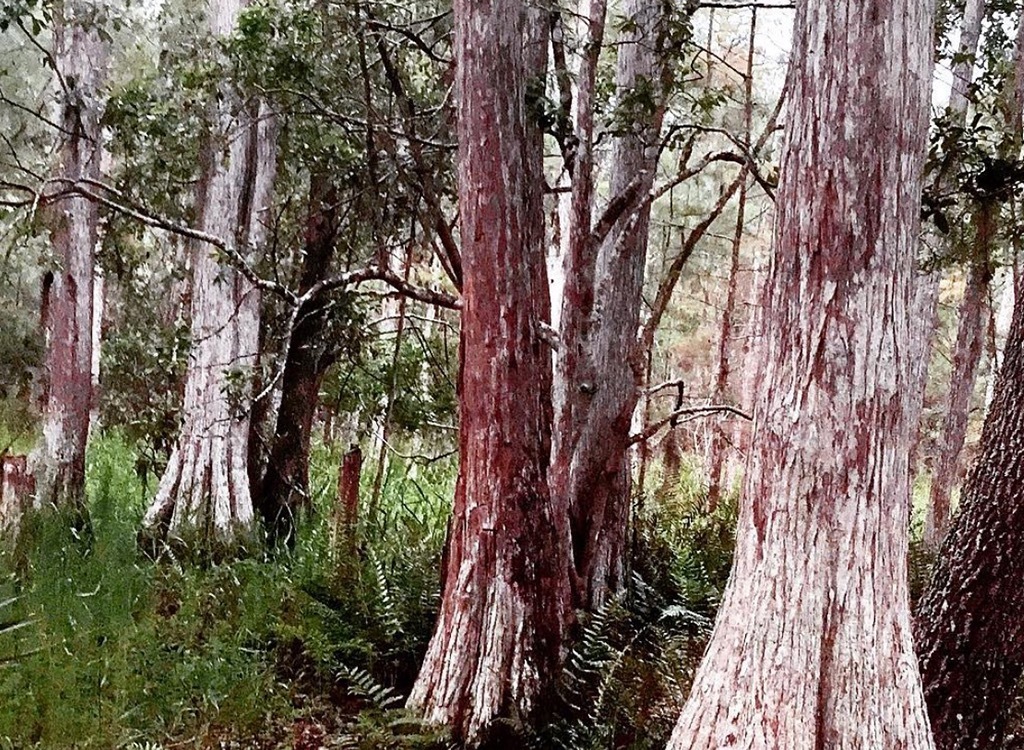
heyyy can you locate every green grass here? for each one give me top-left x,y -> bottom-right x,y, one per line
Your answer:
0,432 -> 455,749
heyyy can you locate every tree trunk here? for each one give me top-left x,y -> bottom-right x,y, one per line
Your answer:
909,0 -> 986,479
406,1 -> 573,744
669,0 -> 936,746
257,173 -> 339,546
924,246 -> 993,552
34,1 -> 109,514
915,279 -> 1024,750
142,2 -> 279,552
914,13 -> 1024,750
1,456 -> 34,538
552,0 -> 677,610
706,9 -> 756,510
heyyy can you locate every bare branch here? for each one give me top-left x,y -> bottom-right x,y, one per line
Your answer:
629,404 -> 752,445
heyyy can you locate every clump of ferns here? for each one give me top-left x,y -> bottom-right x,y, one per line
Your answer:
539,574 -> 712,750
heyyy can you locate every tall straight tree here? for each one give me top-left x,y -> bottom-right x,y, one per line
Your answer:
142,0 -> 278,550
914,12 -> 1024,749
34,1 -> 109,512
406,0 -> 572,744
552,0 -> 682,609
669,0 -> 936,746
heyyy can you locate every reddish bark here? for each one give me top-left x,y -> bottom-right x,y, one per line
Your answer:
331,445 -> 362,558
670,0 -> 936,745
406,1 -> 572,743
34,1 -> 109,513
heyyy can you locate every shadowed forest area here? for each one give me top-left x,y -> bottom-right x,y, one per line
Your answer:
3,0 -> 1024,748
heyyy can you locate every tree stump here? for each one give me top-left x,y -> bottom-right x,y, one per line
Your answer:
1,455 -> 35,537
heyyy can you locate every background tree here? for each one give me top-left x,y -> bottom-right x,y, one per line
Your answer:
914,10 -> 1024,749
669,0 -> 936,745
405,0 -> 573,743
140,0 -> 279,550
33,0 -> 109,514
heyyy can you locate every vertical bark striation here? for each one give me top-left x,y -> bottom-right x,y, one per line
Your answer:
670,0 -> 936,747
142,1 -> 278,551
406,1 -> 572,745
35,1 -> 109,513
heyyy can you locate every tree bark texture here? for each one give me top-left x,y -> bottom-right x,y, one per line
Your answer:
669,0 -> 936,747
924,246 -> 993,552
914,12 -> 1024,749
914,273 -> 1024,750
551,0 -> 676,610
257,173 -> 339,546
34,1 -> 109,513
142,0 -> 279,551
1,456 -> 34,538
406,2 -> 573,745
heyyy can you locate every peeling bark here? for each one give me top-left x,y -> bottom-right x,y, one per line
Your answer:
669,0 -> 936,746
406,1 -> 572,744
142,0 -> 279,552
34,1 -> 109,514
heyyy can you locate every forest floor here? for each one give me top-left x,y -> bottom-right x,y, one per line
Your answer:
0,432 -> 938,749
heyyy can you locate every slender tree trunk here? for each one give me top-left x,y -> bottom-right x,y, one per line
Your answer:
984,268 -> 1014,410
552,0 -> 684,610
924,244 -> 993,551
142,2 -> 279,551
669,0 -> 936,746
406,2 -> 572,744
33,1 -> 109,514
707,9 -> 756,510
909,0 -> 986,479
257,173 -> 339,546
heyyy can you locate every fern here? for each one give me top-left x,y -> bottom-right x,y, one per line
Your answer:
337,664 -> 404,710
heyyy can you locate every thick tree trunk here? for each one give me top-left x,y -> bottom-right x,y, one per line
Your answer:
552,0 -> 677,610
924,247 -> 993,552
34,1 -> 109,513
669,0 -> 936,746
406,2 -> 572,744
142,2 -> 278,551
1,456 -> 34,537
914,275 -> 1024,750
257,174 -> 339,546
914,14 -> 1024,750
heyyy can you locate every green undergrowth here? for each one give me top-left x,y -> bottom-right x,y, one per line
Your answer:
0,432 -> 455,749
3,434 -> 917,748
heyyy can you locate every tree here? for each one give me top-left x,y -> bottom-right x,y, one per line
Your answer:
669,0 -> 936,745
33,1 -> 109,514
405,0 -> 573,743
552,0 -> 695,609
914,12 -> 1024,749
141,0 -> 278,551
256,172 -> 339,545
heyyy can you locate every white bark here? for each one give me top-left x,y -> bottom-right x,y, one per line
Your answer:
142,4 -> 278,549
